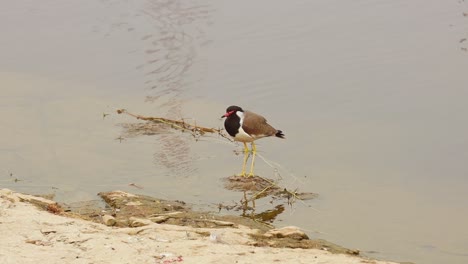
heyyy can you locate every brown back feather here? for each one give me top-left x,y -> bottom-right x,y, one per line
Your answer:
242,111 -> 278,137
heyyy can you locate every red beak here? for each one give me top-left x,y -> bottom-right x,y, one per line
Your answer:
221,110 -> 235,118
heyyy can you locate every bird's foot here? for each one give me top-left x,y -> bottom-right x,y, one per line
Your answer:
234,172 -> 255,178
236,172 -> 247,177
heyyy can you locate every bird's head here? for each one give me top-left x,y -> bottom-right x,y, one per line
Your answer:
221,105 -> 243,118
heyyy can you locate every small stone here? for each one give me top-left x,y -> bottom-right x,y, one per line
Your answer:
149,215 -> 169,223
347,249 -> 360,255
206,219 -> 235,227
125,201 -> 142,206
40,229 -> 57,235
129,217 -> 153,227
102,215 -> 116,226
263,226 -> 309,240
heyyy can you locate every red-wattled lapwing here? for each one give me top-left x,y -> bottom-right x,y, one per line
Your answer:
221,105 -> 285,177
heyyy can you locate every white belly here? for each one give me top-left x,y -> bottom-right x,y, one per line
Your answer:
233,126 -> 254,142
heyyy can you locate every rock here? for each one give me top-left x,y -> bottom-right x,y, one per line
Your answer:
102,215 -> 116,226
40,229 -> 57,235
205,219 -> 235,227
0,188 -> 14,196
149,215 -> 169,223
125,201 -> 143,206
263,226 -> 309,240
0,189 -> 58,210
0,189 -> 19,203
129,217 -> 154,227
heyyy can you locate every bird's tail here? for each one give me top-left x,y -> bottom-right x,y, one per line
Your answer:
275,130 -> 285,139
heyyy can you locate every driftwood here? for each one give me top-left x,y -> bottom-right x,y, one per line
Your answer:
116,109 -> 227,137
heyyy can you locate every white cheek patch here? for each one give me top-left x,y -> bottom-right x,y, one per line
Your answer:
236,111 -> 245,120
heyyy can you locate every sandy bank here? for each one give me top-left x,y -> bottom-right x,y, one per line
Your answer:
0,189 -> 399,264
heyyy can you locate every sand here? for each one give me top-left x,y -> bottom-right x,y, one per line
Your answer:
0,189 -> 398,264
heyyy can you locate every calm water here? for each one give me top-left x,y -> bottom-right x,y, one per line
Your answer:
1,1 -> 468,263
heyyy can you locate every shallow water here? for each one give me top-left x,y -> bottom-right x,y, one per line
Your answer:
1,1 -> 468,263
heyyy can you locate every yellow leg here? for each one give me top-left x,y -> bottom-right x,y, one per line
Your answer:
237,142 -> 249,177
248,142 -> 256,177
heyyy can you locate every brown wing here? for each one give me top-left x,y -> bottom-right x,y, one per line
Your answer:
242,111 -> 278,138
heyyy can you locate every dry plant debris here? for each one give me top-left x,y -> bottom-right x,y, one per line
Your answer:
116,108 -> 231,140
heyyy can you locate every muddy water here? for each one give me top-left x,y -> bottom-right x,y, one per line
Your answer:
1,1 -> 468,263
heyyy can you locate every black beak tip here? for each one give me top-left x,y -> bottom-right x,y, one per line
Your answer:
221,115 -> 226,118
